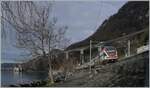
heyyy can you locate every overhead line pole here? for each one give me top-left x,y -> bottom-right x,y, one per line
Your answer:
66,29 -> 146,54
90,40 -> 92,73
128,40 -> 130,56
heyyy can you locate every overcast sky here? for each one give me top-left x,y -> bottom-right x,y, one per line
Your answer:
1,1 -> 127,63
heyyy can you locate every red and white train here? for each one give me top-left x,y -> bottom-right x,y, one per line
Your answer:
98,46 -> 118,63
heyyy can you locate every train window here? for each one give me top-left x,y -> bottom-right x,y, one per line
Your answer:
105,46 -> 116,52
103,53 -> 107,56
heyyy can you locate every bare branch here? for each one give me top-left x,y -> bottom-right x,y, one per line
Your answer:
2,1 -> 70,82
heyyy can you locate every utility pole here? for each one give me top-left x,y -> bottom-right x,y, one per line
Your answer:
89,40 -> 92,73
80,49 -> 84,64
128,40 -> 130,56
66,51 -> 69,60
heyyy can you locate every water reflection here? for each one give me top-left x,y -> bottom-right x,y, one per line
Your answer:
1,71 -> 47,86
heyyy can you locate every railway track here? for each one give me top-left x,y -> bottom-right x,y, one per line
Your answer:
75,49 -> 149,72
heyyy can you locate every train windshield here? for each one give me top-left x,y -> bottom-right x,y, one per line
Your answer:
105,46 -> 116,52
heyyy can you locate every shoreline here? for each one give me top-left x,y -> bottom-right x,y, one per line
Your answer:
3,80 -> 48,87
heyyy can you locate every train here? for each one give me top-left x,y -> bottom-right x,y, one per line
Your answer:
98,46 -> 118,64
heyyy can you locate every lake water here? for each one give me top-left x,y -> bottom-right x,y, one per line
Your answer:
1,70 -> 48,86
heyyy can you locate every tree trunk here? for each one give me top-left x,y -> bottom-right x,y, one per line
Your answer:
48,54 -> 54,83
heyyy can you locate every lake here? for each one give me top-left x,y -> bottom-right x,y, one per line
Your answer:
1,70 -> 48,86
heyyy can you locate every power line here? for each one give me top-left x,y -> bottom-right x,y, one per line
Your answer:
67,29 -> 147,52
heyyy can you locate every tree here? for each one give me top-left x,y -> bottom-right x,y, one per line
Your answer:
1,1 -> 69,83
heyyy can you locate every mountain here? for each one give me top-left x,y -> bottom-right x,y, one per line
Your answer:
1,63 -> 18,69
66,1 -> 149,50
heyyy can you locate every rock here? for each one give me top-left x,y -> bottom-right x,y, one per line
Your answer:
40,80 -> 47,85
89,74 -> 94,78
54,72 -> 65,82
19,83 -> 31,87
94,70 -> 98,74
9,84 -> 20,87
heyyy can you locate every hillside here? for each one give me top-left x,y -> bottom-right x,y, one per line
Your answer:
66,1 -> 149,50
7,51 -> 149,87
53,51 -> 149,87
1,63 -> 18,69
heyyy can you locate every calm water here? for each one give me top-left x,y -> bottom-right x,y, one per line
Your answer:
1,71 -> 48,86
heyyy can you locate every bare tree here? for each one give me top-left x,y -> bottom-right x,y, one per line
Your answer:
1,1 -> 69,83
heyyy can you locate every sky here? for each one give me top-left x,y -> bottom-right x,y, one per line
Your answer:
1,1 -> 127,63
